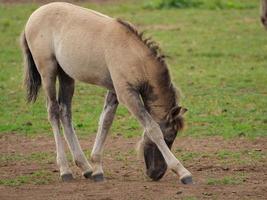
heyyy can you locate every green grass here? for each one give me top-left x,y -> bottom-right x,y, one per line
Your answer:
216,149 -> 266,165
207,174 -> 246,185
144,0 -> 256,10
174,149 -> 266,165
0,150 -> 109,166
0,170 -> 54,186
0,0 -> 266,138
217,149 -> 266,161
0,151 -> 54,165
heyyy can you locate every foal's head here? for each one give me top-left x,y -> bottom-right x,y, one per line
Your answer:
261,0 -> 267,27
142,106 -> 187,181
116,18 -> 188,180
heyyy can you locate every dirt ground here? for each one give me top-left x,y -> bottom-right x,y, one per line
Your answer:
0,133 -> 266,200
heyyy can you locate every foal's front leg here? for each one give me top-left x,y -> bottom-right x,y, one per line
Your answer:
118,90 -> 192,184
91,91 -> 118,181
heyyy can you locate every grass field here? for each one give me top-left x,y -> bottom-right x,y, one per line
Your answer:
0,0 -> 267,199
0,0 -> 266,138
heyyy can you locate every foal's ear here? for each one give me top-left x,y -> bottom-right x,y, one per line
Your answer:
167,106 -> 188,121
170,106 -> 181,118
169,106 -> 188,116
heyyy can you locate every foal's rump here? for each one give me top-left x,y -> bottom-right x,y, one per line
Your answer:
24,2 -> 114,89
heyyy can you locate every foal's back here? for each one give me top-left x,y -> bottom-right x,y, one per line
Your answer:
25,2 -> 121,89
25,2 -> 152,93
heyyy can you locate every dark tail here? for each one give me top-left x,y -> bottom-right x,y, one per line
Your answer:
21,31 -> 41,103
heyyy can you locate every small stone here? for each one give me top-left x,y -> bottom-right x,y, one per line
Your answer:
202,192 -> 212,196
254,149 -> 262,152
176,191 -> 182,195
222,166 -> 230,171
144,185 -> 149,189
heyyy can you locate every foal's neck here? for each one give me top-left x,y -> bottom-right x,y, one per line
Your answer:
141,62 -> 177,122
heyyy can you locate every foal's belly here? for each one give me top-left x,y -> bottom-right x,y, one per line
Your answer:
62,61 -> 113,89
58,57 -> 113,90
54,36 -> 114,90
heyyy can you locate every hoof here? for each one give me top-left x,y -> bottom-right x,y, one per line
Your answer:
92,173 -> 104,182
83,171 -> 93,179
181,176 -> 193,185
61,173 -> 74,182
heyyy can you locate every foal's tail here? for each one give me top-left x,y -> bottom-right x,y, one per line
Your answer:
21,31 -> 41,103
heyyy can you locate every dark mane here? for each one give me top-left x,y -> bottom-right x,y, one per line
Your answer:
117,18 -> 167,65
117,19 -> 183,130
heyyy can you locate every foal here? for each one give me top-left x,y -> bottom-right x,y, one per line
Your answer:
21,2 -> 192,184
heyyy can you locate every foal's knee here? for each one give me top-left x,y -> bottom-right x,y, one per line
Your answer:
91,153 -> 101,163
145,122 -> 164,142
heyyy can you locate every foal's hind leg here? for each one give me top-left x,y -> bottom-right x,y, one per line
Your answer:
40,64 -> 73,181
91,91 -> 118,181
58,69 -> 93,178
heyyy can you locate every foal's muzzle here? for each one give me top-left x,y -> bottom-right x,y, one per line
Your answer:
144,139 -> 174,181
144,143 -> 167,181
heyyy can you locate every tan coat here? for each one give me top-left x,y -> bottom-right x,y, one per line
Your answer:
22,2 -> 192,184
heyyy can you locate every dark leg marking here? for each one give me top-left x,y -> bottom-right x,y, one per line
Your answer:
61,173 -> 74,182
181,176 -> 193,185
92,173 -> 104,182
